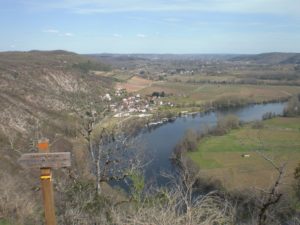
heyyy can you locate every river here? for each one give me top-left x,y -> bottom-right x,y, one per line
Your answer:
137,102 -> 286,186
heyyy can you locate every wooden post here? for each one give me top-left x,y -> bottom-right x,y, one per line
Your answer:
18,138 -> 71,225
38,138 -> 57,225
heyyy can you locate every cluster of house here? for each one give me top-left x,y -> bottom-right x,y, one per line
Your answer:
120,94 -> 150,113
102,88 -> 174,118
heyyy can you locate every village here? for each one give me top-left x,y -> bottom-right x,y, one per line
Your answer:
102,88 -> 175,124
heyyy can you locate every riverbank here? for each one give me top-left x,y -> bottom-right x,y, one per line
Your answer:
186,116 -> 300,191
143,96 -> 291,131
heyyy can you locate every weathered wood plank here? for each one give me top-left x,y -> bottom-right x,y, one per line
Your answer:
18,152 -> 71,169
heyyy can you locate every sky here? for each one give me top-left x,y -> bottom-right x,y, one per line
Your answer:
1,0 -> 300,54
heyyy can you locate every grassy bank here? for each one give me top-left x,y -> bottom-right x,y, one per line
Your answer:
187,117 -> 300,190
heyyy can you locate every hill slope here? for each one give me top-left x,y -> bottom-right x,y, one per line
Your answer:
0,50 -> 113,153
230,52 -> 300,64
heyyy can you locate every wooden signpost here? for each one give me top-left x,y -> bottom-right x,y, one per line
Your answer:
18,138 -> 71,225
18,152 -> 71,169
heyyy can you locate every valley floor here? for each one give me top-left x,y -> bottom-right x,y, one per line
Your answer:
188,117 -> 300,191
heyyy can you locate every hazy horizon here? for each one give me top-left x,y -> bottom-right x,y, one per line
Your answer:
1,50 -> 300,55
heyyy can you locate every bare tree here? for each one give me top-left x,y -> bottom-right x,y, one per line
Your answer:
92,123 -> 144,195
78,101 -> 143,194
239,128 -> 288,225
112,169 -> 235,225
253,149 -> 287,225
0,125 -> 22,155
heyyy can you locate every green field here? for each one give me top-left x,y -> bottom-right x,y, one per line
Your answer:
0,220 -> 12,225
187,117 -> 300,190
140,82 -> 300,111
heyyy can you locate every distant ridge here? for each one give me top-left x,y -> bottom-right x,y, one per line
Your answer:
28,49 -> 76,55
230,52 -> 300,64
1,49 -> 76,55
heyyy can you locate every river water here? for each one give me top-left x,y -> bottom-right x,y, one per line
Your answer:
137,102 -> 286,186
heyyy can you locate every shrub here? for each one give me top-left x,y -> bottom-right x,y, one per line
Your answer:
174,129 -> 199,155
294,163 -> 300,200
262,112 -> 276,120
252,121 -> 265,129
57,179 -> 112,225
214,114 -> 240,135
0,173 -> 40,225
72,60 -> 111,73
112,184 -> 236,225
283,96 -> 300,117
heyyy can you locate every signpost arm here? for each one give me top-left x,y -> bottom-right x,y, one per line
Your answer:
38,139 -> 57,225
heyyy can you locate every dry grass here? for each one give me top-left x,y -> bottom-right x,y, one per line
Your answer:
112,194 -> 235,225
0,172 -> 40,225
141,82 -> 300,105
116,76 -> 154,92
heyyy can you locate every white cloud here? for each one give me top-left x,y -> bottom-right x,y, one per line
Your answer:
42,29 -> 59,33
10,44 -> 16,48
64,32 -> 74,36
137,33 -> 147,38
113,33 -> 122,38
42,29 -> 74,37
164,18 -> 182,23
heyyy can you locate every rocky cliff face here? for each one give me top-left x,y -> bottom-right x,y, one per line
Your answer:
0,50 -> 112,150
